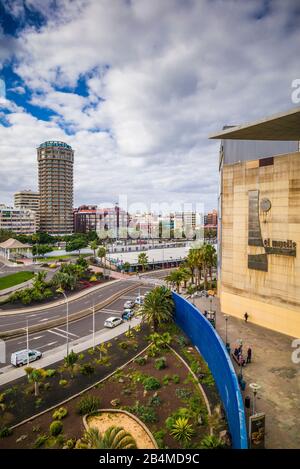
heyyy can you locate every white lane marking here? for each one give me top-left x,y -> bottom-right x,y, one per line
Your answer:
28,314 -> 38,318
47,329 -> 68,339
53,327 -> 79,338
100,311 -> 122,316
37,341 -> 58,349
31,335 -> 44,340
101,308 -> 122,313
38,315 -> 60,323
39,318 -> 50,322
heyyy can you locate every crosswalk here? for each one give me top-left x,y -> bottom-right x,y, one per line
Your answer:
47,327 -> 79,339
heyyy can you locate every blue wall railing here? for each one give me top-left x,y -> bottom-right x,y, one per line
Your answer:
172,293 -> 248,449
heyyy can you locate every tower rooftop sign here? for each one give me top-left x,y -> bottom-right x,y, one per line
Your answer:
38,141 -> 72,149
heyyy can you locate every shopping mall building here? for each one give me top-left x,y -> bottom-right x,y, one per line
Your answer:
211,107 -> 300,337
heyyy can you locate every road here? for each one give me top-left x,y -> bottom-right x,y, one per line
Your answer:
0,268 -> 172,370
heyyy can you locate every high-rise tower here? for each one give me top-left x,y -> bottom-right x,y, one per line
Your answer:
37,141 -> 74,234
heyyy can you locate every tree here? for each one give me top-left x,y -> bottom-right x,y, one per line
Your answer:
32,244 -> 53,257
97,246 -> 106,266
139,286 -> 174,331
32,271 -> 47,290
76,255 -> 89,271
82,426 -> 137,449
201,243 -> 217,289
25,367 -> 46,396
165,270 -> 185,293
52,271 -> 77,291
66,237 -> 88,254
122,262 -> 131,273
90,240 -> 98,257
64,350 -> 78,378
138,252 -> 148,272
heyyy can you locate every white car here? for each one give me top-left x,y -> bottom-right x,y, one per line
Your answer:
124,300 -> 135,309
135,295 -> 145,305
11,349 -> 42,367
104,316 -> 123,328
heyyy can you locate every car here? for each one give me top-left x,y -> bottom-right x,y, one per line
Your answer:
122,309 -> 134,320
135,295 -> 145,305
11,349 -> 42,367
124,300 -> 135,309
104,316 -> 123,328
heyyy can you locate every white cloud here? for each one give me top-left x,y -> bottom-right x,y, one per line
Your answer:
1,0 -> 300,212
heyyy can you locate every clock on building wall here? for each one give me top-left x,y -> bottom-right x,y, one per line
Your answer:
260,198 -> 271,213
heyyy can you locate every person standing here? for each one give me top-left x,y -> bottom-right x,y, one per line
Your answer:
244,312 -> 249,322
247,347 -> 252,364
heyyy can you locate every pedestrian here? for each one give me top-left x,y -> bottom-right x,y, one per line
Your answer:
204,310 -> 208,318
244,312 -> 249,322
247,347 -> 252,364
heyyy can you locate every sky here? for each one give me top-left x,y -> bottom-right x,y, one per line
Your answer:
0,0 -> 300,213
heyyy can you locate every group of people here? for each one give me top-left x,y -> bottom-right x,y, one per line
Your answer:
233,343 -> 252,366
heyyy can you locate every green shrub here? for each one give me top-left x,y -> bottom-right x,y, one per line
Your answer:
175,388 -> 192,400
200,434 -> 225,449
172,374 -> 180,384
155,357 -> 167,370
170,417 -> 195,444
65,438 -> 76,449
0,426 -> 12,438
76,395 -> 100,415
78,353 -> 85,361
46,369 -> 56,377
148,395 -> 162,407
119,341 -> 128,350
0,393 -> 5,403
127,402 -> 158,423
49,420 -> 63,436
162,374 -> 170,385
59,379 -> 68,387
80,364 -> 95,376
154,429 -> 166,449
143,377 -> 161,391
52,407 -> 68,420
134,356 -> 147,366
33,434 -> 48,448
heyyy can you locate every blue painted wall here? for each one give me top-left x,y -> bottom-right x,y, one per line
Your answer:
172,292 -> 248,449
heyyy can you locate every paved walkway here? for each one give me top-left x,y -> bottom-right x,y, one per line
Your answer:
193,295 -> 300,449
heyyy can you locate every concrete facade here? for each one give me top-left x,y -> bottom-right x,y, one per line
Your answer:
220,151 -> 300,337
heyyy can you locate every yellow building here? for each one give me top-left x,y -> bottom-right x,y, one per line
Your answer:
211,107 -> 300,338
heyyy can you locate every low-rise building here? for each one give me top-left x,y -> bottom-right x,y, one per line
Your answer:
0,205 -> 36,235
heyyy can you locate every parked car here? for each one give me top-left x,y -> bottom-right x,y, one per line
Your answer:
135,295 -> 145,305
11,349 -> 42,367
104,316 -> 123,328
124,300 -> 135,309
122,308 -> 134,320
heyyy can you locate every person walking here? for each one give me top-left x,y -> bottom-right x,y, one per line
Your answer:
244,312 -> 249,322
247,347 -> 252,364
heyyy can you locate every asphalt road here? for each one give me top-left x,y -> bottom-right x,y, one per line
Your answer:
0,284 -> 151,370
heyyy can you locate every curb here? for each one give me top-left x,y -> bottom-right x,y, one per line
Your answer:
83,409 -> 158,449
9,343 -> 152,431
0,282 -> 143,340
0,278 -> 122,316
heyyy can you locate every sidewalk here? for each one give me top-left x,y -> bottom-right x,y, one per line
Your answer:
0,318 -> 140,386
193,295 -> 300,449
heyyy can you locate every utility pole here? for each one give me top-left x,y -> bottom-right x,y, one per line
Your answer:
26,319 -> 29,366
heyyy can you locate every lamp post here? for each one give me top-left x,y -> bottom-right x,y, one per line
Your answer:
25,319 -> 29,366
224,314 -> 230,352
89,300 -> 96,350
56,288 -> 69,356
249,383 -> 261,415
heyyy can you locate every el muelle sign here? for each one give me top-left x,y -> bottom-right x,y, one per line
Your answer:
263,238 -> 297,257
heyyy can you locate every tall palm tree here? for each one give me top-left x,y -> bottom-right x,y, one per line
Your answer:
90,240 -> 98,257
97,246 -> 106,266
186,249 -> 198,285
83,426 -> 137,449
202,243 -> 217,289
165,270 -> 184,293
138,286 -> 174,331
138,252 -> 148,272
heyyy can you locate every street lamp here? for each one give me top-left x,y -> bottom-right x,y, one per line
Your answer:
56,288 -> 69,356
89,300 -> 96,350
249,383 -> 261,415
224,314 -> 230,352
23,319 -> 30,367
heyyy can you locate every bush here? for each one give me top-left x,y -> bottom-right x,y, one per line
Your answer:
119,341 -> 128,350
143,376 -> 161,391
155,357 -> 167,370
162,375 -> 170,385
33,434 -> 48,448
49,420 -> 63,436
0,426 -> 12,438
76,395 -> 100,415
46,369 -> 56,378
154,429 -> 166,449
127,402 -> 158,424
64,438 -> 76,449
175,388 -> 192,400
0,393 -> 5,403
148,395 -> 162,407
172,374 -> 180,384
170,417 -> 195,444
52,407 -> 68,420
80,364 -> 95,376
134,356 -> 147,366
59,379 -> 68,387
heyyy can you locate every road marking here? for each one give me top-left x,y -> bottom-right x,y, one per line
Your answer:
31,335 -> 44,340
53,327 -> 79,338
101,309 -> 122,314
37,341 -> 58,349
47,329 -> 68,339
38,315 -> 60,323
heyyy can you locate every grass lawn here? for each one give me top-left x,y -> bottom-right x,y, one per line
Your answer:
0,271 -> 35,290
37,254 -> 90,262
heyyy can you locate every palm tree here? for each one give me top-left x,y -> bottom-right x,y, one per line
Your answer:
83,426 -> 137,449
186,250 -> 198,285
64,350 -> 78,378
201,243 -> 217,290
25,367 -> 46,397
165,270 -> 184,293
138,286 -> 174,331
138,252 -> 148,272
90,240 -> 98,258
